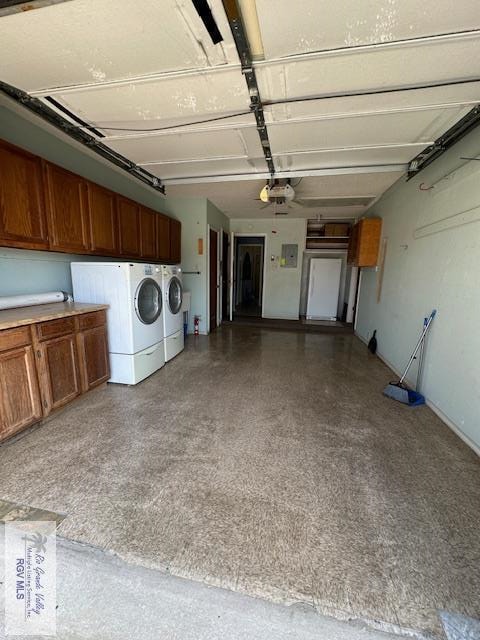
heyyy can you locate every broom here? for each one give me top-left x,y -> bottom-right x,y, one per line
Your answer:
383,310 -> 436,406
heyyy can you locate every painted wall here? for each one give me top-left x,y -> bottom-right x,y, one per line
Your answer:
356,126 -> 480,452
0,101 -> 209,333
229,218 -> 306,320
168,198 -> 208,334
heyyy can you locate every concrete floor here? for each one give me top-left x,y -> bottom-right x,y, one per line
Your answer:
0,326 -> 479,637
0,531 -> 412,640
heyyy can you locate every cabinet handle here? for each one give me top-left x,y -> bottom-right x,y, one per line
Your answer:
36,350 -> 42,358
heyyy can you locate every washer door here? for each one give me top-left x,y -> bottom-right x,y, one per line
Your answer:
168,276 -> 183,315
135,278 -> 162,324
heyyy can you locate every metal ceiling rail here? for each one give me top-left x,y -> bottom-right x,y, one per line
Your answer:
407,105 -> 480,179
0,80 -> 166,194
222,0 -> 274,176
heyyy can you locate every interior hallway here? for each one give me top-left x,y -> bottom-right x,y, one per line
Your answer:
0,327 -> 479,637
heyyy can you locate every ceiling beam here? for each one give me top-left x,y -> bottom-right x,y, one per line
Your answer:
162,164 -> 408,185
222,0 -> 274,175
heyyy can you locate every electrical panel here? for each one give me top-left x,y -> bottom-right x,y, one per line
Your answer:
281,244 -> 298,268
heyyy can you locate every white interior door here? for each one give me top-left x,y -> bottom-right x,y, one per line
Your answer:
229,231 -> 235,321
306,258 -> 342,320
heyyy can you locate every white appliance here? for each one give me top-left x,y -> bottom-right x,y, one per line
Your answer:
71,262 -> 165,384
161,264 -> 184,361
306,258 -> 342,321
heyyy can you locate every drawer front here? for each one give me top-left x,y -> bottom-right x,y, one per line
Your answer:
78,310 -> 106,331
0,326 -> 32,353
36,316 -> 76,341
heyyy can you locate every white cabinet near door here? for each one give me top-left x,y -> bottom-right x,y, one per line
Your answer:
306,258 -> 342,321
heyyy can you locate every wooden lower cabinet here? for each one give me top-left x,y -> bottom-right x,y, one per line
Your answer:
0,344 -> 42,441
77,325 -> 110,391
0,309 -> 110,443
37,334 -> 81,412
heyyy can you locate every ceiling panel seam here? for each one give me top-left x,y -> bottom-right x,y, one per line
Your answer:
28,64 -> 244,97
262,78 -> 480,108
102,121 -> 258,141
253,31 -> 480,67
161,164 -> 408,184
26,31 -> 480,98
270,143 -> 434,156
138,154 -> 250,166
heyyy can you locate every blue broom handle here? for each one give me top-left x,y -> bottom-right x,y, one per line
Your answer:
399,310 -> 437,384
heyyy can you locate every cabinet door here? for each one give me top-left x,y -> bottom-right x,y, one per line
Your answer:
39,334 -> 81,412
156,213 -> 170,262
0,141 -> 48,250
44,163 -> 91,253
0,345 -> 42,441
117,196 -> 141,257
77,325 -> 110,391
139,207 -> 157,260
170,218 -> 181,264
88,183 -> 118,255
357,218 -> 382,267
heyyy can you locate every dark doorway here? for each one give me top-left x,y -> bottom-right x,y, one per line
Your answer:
222,231 -> 229,321
234,236 -> 264,318
209,228 -> 218,331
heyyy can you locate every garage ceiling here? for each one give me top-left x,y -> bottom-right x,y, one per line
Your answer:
0,0 -> 479,219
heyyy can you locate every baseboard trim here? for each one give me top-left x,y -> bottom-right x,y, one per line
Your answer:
354,331 -> 479,457
425,399 -> 480,457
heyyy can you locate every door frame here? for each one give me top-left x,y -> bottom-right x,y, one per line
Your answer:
229,233 -> 267,320
207,224 -> 221,334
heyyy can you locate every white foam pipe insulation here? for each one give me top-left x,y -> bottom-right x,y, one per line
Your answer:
0,291 -> 70,311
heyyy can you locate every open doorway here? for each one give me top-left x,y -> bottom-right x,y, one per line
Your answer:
234,236 -> 265,318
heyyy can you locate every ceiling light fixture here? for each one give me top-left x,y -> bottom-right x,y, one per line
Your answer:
259,183 -> 270,202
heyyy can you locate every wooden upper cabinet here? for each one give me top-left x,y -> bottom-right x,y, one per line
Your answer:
117,196 -> 141,258
87,183 -> 118,255
44,163 -> 91,253
0,141 -> 48,249
348,218 -> 382,267
0,139 -> 181,261
156,213 -> 170,263
170,218 -> 181,264
139,206 -> 157,260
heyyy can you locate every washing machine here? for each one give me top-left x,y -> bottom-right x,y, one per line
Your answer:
161,264 -> 184,361
71,262 -> 165,384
